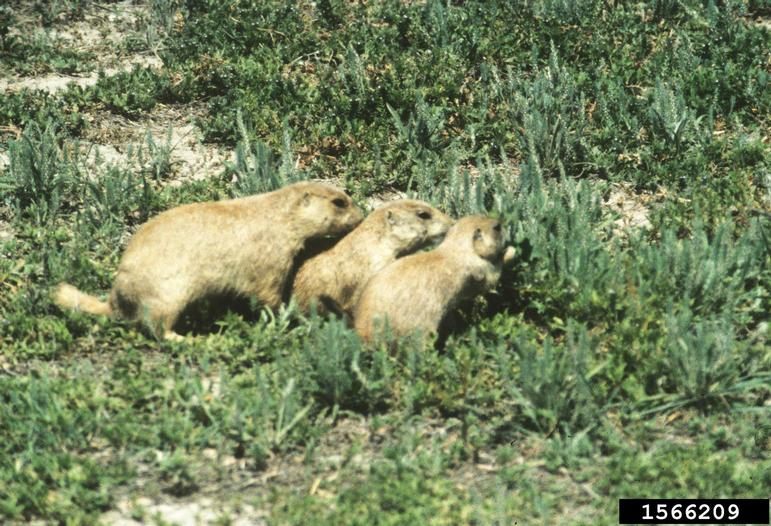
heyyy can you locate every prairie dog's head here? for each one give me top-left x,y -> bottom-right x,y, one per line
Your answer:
374,200 -> 454,254
445,215 -> 507,261
290,182 -> 363,238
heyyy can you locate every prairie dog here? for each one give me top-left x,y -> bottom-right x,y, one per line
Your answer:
54,182 -> 363,339
291,200 -> 454,318
354,215 -> 515,343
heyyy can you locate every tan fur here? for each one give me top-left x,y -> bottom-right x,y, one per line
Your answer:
53,182 -> 363,339
53,283 -> 112,316
354,215 -> 515,343
291,200 -> 454,318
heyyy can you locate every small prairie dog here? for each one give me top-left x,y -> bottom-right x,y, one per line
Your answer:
354,215 -> 515,343
54,182 -> 363,339
291,200 -> 454,317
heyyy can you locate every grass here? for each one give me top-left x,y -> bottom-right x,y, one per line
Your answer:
0,0 -> 769,524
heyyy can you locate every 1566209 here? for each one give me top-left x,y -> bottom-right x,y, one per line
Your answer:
619,499 -> 769,524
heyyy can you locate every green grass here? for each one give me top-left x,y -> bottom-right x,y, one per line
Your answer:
0,0 -> 769,524
0,2 -> 97,76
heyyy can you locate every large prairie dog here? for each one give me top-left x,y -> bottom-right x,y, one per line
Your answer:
354,215 -> 515,343
54,182 -> 363,339
291,200 -> 454,318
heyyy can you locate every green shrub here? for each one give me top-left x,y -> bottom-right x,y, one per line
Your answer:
1,122 -> 81,226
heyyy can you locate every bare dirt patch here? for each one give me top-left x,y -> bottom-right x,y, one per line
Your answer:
0,55 -> 162,94
605,182 -> 655,232
1,1 -> 163,92
366,188 -> 409,209
101,497 -> 266,526
81,105 -> 235,184
1,2 -> 234,187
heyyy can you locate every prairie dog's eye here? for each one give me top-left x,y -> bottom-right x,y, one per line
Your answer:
417,210 -> 432,220
332,198 -> 348,208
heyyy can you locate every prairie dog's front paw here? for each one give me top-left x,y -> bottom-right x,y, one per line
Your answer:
502,246 -> 515,265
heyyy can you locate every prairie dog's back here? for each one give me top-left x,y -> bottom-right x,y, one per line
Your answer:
120,198 -> 267,270
96,181 -> 361,338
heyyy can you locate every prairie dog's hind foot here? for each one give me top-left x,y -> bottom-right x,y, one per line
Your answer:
163,330 -> 186,342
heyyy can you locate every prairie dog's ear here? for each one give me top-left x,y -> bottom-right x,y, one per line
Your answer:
302,191 -> 311,204
386,210 -> 397,225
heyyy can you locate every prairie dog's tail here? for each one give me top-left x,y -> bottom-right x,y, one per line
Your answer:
53,283 -> 112,317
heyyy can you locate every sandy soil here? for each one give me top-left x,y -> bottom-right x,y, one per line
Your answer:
605,182 -> 654,232
2,1 -> 234,191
